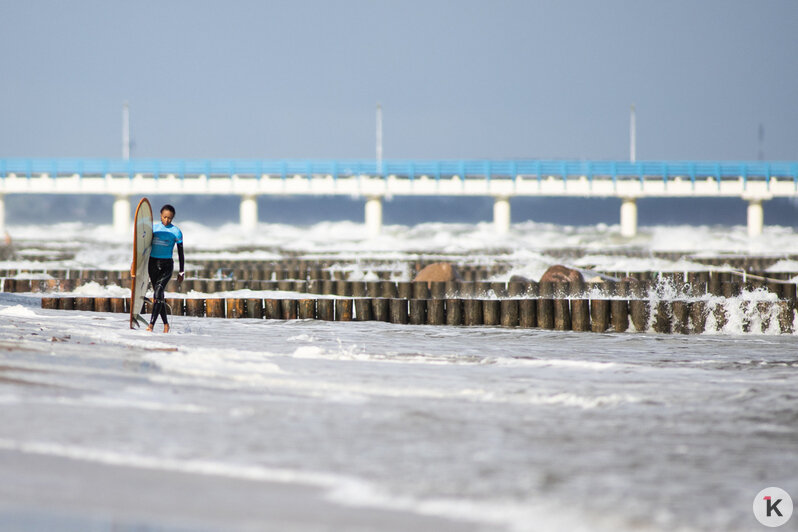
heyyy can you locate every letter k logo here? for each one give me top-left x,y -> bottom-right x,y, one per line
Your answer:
754,487 -> 793,527
765,496 -> 783,517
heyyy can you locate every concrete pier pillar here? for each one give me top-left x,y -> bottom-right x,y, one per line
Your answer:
620,197 -> 638,238
113,195 -> 131,235
0,194 -> 5,236
365,196 -> 383,237
493,196 -> 511,235
240,194 -> 258,232
747,199 -> 764,237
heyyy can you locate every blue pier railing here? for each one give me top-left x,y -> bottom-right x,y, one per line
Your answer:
1,158 -> 797,185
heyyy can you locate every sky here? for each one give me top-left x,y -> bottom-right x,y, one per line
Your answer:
1,0 -> 797,162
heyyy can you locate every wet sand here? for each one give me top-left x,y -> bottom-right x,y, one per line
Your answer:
0,450 -> 488,532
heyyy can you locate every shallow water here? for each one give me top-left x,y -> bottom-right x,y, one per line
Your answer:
0,220 -> 797,531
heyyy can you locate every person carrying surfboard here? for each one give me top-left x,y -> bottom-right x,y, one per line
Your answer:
147,204 -> 185,333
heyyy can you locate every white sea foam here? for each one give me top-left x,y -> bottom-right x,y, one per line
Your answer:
144,348 -> 285,381
34,395 -> 209,414
492,358 -> 620,371
0,305 -> 38,318
72,281 -> 129,297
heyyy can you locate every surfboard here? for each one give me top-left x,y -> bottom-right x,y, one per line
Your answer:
130,198 -> 153,329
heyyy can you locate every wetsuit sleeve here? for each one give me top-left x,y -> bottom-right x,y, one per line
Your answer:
177,243 -> 185,273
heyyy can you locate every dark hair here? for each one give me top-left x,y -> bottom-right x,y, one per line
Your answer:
161,204 -> 176,215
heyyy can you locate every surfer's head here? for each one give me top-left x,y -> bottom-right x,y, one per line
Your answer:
160,204 -> 176,226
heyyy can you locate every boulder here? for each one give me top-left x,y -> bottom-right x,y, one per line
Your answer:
413,262 -> 461,286
539,265 -> 584,285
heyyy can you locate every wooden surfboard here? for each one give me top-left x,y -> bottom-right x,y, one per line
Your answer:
130,198 -> 153,329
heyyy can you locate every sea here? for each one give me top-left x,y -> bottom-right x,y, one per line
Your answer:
0,194 -> 797,532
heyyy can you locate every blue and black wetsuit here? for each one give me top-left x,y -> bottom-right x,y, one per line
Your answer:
149,222 -> 184,327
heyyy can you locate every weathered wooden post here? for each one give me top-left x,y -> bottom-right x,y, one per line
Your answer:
75,297 -> 95,311
317,299 -> 335,321
553,298 -> 571,331
321,280 -> 336,295
445,299 -> 463,326
671,301 -> 690,334
335,299 -> 353,321
537,299 -> 554,329
381,281 -> 398,298
628,300 -> 647,332
397,282 -> 412,299
298,299 -> 316,319
709,272 -> 722,296
390,299 -> 408,324
537,281 -> 554,329
94,297 -> 111,313
712,301 -> 728,331
226,299 -> 246,319
427,299 -> 445,325
206,299 -> 225,318
463,299 -> 483,326
783,283 -> 796,304
354,298 -> 371,321
778,301 -> 794,334
57,297 -> 75,310
282,299 -> 298,320
500,299 -> 519,327
571,299 -> 590,332
429,282 -> 446,299
364,281 -> 378,297
336,281 -> 353,297
264,299 -> 281,319
412,282 -> 430,299
483,300 -> 500,326
247,299 -> 264,319
307,280 -> 322,294
507,281 -> 527,297
372,298 -> 389,322
590,299 -> 610,332
293,280 -> 308,294
444,281 -> 460,298
111,297 -> 127,314
519,299 -> 536,328
653,301 -> 672,333
609,299 -> 629,332
352,282 -> 367,297
409,299 -> 427,325
690,301 -> 707,334
490,282 -> 507,298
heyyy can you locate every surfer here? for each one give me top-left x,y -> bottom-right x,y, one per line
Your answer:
147,204 -> 185,333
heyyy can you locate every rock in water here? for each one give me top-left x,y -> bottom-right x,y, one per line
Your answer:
413,263 -> 461,286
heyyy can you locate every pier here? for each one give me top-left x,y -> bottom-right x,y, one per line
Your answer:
1,158 -> 797,236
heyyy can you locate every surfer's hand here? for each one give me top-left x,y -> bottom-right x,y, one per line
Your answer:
178,272 -> 184,283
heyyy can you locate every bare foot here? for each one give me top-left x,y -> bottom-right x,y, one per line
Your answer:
163,324 -> 170,333
146,324 -> 154,332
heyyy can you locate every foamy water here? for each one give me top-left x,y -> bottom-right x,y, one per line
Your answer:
1,220 -> 797,531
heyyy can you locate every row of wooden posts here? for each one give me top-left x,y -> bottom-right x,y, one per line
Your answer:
41,296 -> 796,334
154,254 -> 798,273
9,277 -> 798,302
2,265 -> 797,283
